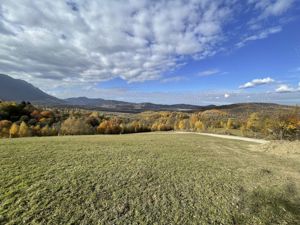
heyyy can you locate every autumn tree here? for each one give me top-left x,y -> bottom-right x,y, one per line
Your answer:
246,113 -> 261,133
61,117 -> 93,135
194,121 -> 204,131
226,118 -> 233,130
97,120 -> 109,134
189,114 -> 198,130
0,120 -> 12,137
41,125 -> 51,136
32,124 -> 41,136
19,121 -> 31,137
9,123 -> 19,138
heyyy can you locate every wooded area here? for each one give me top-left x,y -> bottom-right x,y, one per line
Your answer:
1,101 -> 299,140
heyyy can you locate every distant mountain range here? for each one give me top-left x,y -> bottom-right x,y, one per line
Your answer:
0,74 -> 205,112
0,74 -> 292,113
64,97 -> 206,112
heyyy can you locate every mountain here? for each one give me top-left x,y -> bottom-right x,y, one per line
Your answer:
0,74 -> 294,113
64,97 -> 204,113
0,74 -> 202,112
0,74 -> 63,104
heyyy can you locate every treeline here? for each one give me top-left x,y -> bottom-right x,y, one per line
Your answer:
0,101 -> 299,140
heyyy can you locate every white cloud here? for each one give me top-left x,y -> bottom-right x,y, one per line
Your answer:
0,0 -> 235,86
239,77 -> 275,89
274,82 -> 300,93
248,0 -> 294,18
242,0 -> 294,48
237,26 -> 282,48
160,76 -> 188,83
275,84 -> 295,93
0,0 -> 295,93
224,93 -> 230,98
198,69 -> 220,77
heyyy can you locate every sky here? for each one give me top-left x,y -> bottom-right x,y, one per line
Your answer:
0,0 -> 300,105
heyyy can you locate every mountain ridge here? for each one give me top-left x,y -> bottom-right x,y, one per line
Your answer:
0,74 -> 293,113
0,74 -> 63,104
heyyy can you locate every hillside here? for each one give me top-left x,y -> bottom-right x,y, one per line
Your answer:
1,133 -> 299,224
0,74 -> 62,104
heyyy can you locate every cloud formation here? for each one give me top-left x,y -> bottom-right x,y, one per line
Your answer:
275,83 -> 300,93
275,84 -> 294,93
248,0 -> 294,18
0,0 -> 235,85
239,77 -> 275,89
198,69 -> 220,77
0,0 -> 295,91
237,27 -> 282,48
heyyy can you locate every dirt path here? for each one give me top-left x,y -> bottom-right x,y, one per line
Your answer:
174,131 -> 269,144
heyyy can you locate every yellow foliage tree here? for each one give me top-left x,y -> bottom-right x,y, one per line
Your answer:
178,120 -> 186,130
19,121 -> 31,137
226,118 -> 233,130
189,114 -> 198,129
0,120 -> 12,137
246,113 -> 261,132
194,121 -> 204,131
41,125 -> 51,136
61,117 -> 93,135
97,120 -> 110,134
9,123 -> 19,138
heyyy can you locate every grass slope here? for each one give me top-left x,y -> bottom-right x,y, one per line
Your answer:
0,133 -> 299,224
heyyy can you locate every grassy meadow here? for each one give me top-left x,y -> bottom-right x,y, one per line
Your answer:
0,133 -> 299,224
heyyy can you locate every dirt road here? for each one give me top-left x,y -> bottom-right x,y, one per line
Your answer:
174,131 -> 269,144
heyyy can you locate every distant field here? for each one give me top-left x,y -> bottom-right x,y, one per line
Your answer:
0,134 -> 299,224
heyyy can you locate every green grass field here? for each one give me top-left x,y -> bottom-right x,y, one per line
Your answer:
1,133 -> 299,224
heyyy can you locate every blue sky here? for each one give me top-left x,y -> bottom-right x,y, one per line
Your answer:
0,0 -> 300,105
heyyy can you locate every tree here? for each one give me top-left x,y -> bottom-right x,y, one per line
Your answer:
194,121 -> 204,131
246,113 -> 260,133
178,120 -> 186,130
226,118 -> 233,130
177,119 -> 189,130
32,125 -> 41,136
40,110 -> 53,118
61,117 -> 93,135
41,125 -> 51,136
19,121 -> 31,137
151,122 -> 159,131
189,114 -> 198,130
0,120 -> 12,137
9,123 -> 19,138
97,120 -> 110,134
